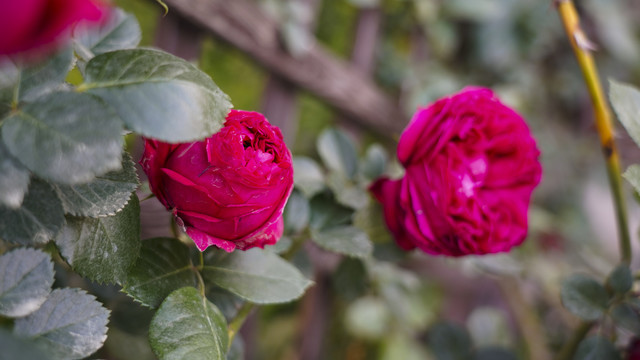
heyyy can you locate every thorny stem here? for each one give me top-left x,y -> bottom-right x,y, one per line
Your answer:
555,0 -> 631,264
224,233 -> 307,350
227,302 -> 255,350
555,321 -> 595,360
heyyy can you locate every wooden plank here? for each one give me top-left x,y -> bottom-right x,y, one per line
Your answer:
159,0 -> 408,136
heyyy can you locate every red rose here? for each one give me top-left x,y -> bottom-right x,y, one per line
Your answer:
0,0 -> 105,56
140,110 -> 294,252
371,88 -> 541,256
628,338 -> 640,360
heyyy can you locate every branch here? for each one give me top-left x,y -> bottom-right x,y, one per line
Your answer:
555,0 -> 631,264
155,0 -> 408,136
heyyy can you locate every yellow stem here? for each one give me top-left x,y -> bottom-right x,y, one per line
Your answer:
555,0 -> 631,264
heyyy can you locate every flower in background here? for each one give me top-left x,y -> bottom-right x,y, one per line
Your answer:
371,88 -> 542,256
140,110 -> 294,252
0,0 -> 106,57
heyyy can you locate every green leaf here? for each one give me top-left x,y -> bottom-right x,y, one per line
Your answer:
427,322 -> 473,360
607,264 -> 632,294
205,286 -> 245,321
122,237 -> 196,308
332,258 -> 368,301
610,79 -> 640,147
292,156 -> 325,198
345,296 -> 391,340
0,328 -> 51,360
202,248 -> 313,304
472,348 -> 518,360
610,303 -> 640,335
2,92 -> 124,184
327,172 -> 369,209
54,152 -> 139,217
623,164 -> 640,193
361,144 -> 388,180
317,128 -> 359,179
14,288 -> 110,360
0,136 -> 30,208
0,179 -> 65,245
283,190 -> 310,234
574,336 -> 621,360
309,193 -> 354,230
311,226 -> 373,258
18,47 -> 74,102
561,274 -> 609,320
149,287 -> 228,360
0,248 -> 53,317
0,59 -> 19,117
55,194 -> 140,284
226,335 -> 245,360
380,334 -> 429,360
73,8 -> 142,60
83,48 -> 232,143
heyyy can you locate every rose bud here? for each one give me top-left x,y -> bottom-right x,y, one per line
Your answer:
0,0 -> 106,57
371,88 -> 541,256
140,110 -> 294,252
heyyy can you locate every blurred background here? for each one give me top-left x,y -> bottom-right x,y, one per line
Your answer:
103,0 -> 640,359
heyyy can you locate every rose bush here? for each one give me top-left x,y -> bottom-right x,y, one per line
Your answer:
140,110 -> 294,252
0,0 -> 105,56
371,88 -> 541,256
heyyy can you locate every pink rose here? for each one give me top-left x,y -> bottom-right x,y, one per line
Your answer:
140,110 -> 294,252
0,0 -> 105,56
371,88 -> 541,256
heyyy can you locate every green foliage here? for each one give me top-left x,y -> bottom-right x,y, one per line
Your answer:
332,258 -> 368,301
317,128 -> 359,180
308,193 -> 354,230
472,348 -> 518,360
0,179 -> 65,245
53,152 -> 140,217
623,164 -> 640,194
344,296 -> 391,340
0,248 -> 53,317
283,190 -> 310,234
122,237 -> 196,308
561,274 -> 609,321
13,288 -> 110,360
202,248 -> 313,304
380,334 -> 429,360
427,322 -> 473,360
2,92 -> 124,184
292,156 -> 325,198
55,194 -> 140,284
311,226 -> 373,258
574,336 -> 621,360
610,79 -> 640,148
361,144 -> 389,181
610,303 -> 640,335
83,48 -> 232,143
16,47 -> 75,102
606,264 -> 632,294
149,287 -> 228,360
0,329 -> 51,360
73,8 -> 142,60
0,138 -> 30,208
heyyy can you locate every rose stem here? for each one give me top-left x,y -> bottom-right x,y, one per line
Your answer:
194,249 -> 252,349
555,0 -> 631,263
555,321 -> 594,360
227,302 -> 254,350
225,232 -> 309,349
498,278 -> 551,360
554,2 -> 631,357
